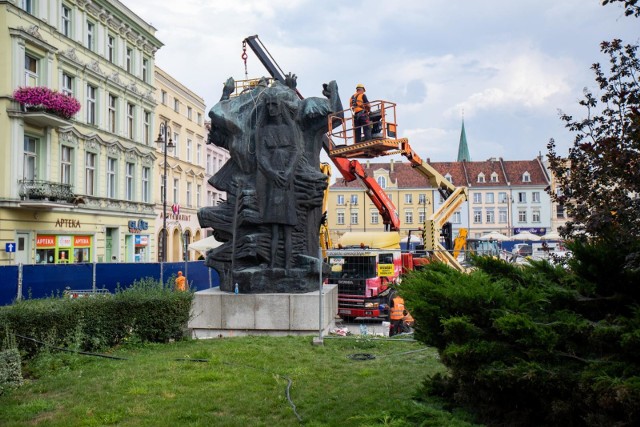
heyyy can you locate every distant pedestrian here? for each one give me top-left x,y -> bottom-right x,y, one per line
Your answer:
175,271 -> 187,291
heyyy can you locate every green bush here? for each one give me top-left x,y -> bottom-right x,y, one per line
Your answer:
402,239 -> 640,426
0,278 -> 193,359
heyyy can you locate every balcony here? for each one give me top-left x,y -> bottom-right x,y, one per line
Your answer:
19,180 -> 76,206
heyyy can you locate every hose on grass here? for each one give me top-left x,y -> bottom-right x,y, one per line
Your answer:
175,358 -> 303,423
15,334 -> 129,360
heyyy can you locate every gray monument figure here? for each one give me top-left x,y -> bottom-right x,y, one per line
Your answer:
198,74 -> 343,293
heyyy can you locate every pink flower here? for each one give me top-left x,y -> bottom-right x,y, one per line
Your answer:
13,86 -> 81,120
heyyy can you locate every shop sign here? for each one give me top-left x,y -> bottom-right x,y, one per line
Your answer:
74,235 -> 92,247
36,235 -> 55,247
135,235 -> 149,247
128,219 -> 148,234
55,218 -> 81,228
513,227 -> 546,235
58,235 -> 72,247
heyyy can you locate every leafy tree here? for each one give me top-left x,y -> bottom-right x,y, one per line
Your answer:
602,0 -> 640,17
547,39 -> 639,245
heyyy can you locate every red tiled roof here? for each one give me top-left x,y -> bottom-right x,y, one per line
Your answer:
502,159 -> 549,186
462,159 -> 507,187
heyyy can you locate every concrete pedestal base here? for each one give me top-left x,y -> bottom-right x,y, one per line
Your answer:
189,284 -> 337,338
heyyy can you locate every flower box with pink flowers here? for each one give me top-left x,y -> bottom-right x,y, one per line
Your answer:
13,86 -> 81,120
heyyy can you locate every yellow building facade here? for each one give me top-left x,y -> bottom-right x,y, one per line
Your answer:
153,67 -> 207,262
0,0 -> 163,264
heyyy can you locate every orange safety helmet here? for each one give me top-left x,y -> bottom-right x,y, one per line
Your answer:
356,83 -> 366,91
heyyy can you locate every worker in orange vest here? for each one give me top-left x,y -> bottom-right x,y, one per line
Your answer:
175,271 -> 187,291
350,83 -> 371,143
389,295 -> 408,336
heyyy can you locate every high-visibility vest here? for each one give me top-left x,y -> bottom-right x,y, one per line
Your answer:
350,92 -> 368,113
390,296 -> 405,320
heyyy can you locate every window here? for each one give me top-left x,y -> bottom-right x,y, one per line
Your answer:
337,212 -> 345,225
206,154 -> 212,174
62,73 -> 73,96
186,182 -> 192,207
473,209 -> 482,224
84,152 -> 95,196
486,210 -> 495,224
556,204 -> 565,219
20,0 -> 33,13
86,21 -> 95,51
452,211 -> 462,224
405,194 -> 413,204
405,211 -> 413,224
532,210 -> 541,223
23,136 -> 38,180
377,176 -> 386,188
126,47 -> 132,73
197,112 -> 203,125
473,193 -> 482,204
143,111 -> 151,145
518,192 -> 527,203
337,194 -> 345,205
477,173 -> 485,183
350,194 -> 358,205
86,84 -> 97,125
371,211 -> 379,224
418,193 -> 426,204
142,58 -> 149,82
187,106 -> 193,120
61,5 -> 71,37
518,210 -> 527,222
499,209 -> 507,223
522,172 -> 531,182
160,179 -> 165,203
173,132 -> 179,158
108,94 -> 117,133
107,158 -> 117,198
161,90 -> 167,105
25,53 -> 38,86
174,98 -> 180,113
141,167 -> 150,203
197,144 -> 202,165
173,178 -> 179,203
350,212 -> 358,225
125,162 -> 134,201
60,146 -> 73,185
532,191 -> 540,203
107,34 -> 115,62
490,172 -> 499,183
196,185 -> 201,208
127,103 -> 135,139
187,139 -> 192,161
445,173 -> 453,184
418,210 -> 425,224
486,192 -> 494,204
498,192 -> 507,203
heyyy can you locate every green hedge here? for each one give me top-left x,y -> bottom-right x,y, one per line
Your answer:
0,278 -> 193,358
401,239 -> 640,426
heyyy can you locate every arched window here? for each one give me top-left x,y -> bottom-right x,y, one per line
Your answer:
445,173 -> 453,184
490,172 -> 499,183
377,176 -> 387,189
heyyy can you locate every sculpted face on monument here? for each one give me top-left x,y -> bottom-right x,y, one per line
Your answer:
198,77 -> 343,293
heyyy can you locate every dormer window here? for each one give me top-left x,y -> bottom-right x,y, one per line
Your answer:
477,173 -> 485,183
445,173 -> 453,184
522,171 -> 531,182
490,172 -> 499,183
377,175 -> 387,189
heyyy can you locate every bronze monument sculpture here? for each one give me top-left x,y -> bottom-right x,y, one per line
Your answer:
198,74 -> 342,293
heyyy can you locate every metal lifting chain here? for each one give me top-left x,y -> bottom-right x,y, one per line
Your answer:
241,40 -> 248,80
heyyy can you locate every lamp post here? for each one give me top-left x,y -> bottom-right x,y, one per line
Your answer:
156,122 -> 174,262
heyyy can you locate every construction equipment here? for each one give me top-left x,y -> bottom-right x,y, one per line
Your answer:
319,162 -> 333,258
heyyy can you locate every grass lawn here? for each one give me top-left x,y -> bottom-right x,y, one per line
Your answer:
0,336 -> 480,426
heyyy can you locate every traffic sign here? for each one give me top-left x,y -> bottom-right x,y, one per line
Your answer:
5,242 -> 16,253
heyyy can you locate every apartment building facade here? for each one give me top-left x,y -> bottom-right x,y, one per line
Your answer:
0,0 -> 162,264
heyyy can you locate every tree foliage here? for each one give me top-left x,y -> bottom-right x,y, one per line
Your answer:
602,0 -> 640,17
547,39 -> 640,244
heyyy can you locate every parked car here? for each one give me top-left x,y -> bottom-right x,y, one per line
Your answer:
512,243 -> 532,257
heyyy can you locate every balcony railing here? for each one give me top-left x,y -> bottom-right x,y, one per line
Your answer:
19,180 -> 75,202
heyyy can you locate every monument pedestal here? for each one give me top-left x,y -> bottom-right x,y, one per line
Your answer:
189,284 -> 337,338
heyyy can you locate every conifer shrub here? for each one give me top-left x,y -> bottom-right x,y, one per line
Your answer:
402,239 -> 640,426
0,278 -> 193,358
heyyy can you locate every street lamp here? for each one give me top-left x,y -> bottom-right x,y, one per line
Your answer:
156,122 -> 174,262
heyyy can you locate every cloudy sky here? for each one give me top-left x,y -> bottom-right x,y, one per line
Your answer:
127,0 -> 638,163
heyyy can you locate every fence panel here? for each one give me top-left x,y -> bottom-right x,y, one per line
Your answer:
95,262 -> 161,293
22,264 -> 94,299
0,265 -> 19,305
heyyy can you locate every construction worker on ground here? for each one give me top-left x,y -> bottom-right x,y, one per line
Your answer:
389,294 -> 412,336
175,271 -> 187,291
350,83 -> 371,143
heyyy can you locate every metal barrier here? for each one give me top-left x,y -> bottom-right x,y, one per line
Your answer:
0,261 -> 219,306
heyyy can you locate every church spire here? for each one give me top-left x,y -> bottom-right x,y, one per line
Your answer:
456,117 -> 471,162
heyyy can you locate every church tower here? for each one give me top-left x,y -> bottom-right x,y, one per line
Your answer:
456,119 -> 471,162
